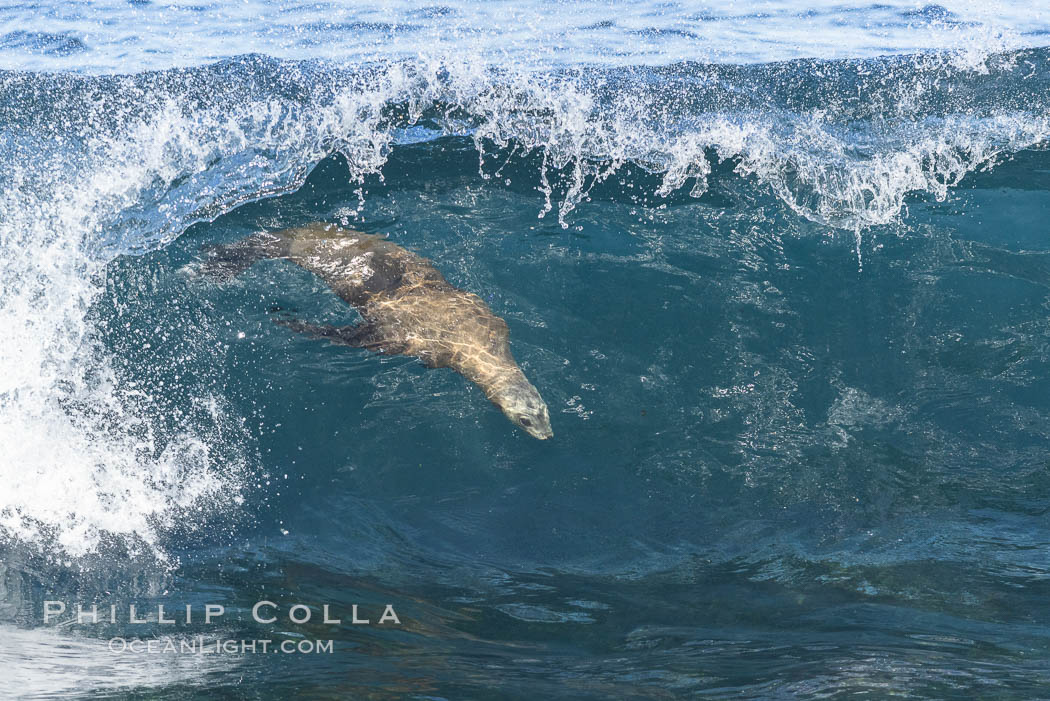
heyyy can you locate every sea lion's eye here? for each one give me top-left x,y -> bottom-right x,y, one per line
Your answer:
520,418 -> 533,428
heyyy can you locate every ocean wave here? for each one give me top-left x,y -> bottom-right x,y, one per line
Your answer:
4,48 -> 1048,237
0,30 -> 88,57
1,47 -> 1049,558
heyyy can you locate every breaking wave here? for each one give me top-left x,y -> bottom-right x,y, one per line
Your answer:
1,46 -> 1049,558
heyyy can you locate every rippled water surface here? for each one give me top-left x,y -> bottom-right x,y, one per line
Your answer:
1,2 -> 1050,699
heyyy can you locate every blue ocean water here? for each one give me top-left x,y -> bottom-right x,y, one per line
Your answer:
2,2 -> 1050,698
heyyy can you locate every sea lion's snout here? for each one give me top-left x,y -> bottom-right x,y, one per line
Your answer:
495,380 -> 553,440
518,404 -> 553,440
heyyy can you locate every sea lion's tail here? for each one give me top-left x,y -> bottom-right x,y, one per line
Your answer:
193,232 -> 287,281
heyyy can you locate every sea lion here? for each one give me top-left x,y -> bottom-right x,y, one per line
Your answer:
199,223 -> 553,439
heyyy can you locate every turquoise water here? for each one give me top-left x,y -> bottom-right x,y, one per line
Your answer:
2,3 -> 1050,699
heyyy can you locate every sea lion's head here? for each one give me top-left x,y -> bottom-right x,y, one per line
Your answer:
492,377 -> 553,440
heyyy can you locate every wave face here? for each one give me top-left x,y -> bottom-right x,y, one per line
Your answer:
2,5 -> 1050,697
2,50 -> 1045,555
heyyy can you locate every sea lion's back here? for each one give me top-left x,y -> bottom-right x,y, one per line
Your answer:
277,223 -> 508,354
278,224 -> 430,301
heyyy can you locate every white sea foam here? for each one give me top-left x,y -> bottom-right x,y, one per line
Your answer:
0,625 -> 242,698
0,103 -> 264,559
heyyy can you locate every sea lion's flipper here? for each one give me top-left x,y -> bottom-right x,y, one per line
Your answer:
197,233 -> 286,281
415,350 -> 447,369
272,318 -> 409,355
